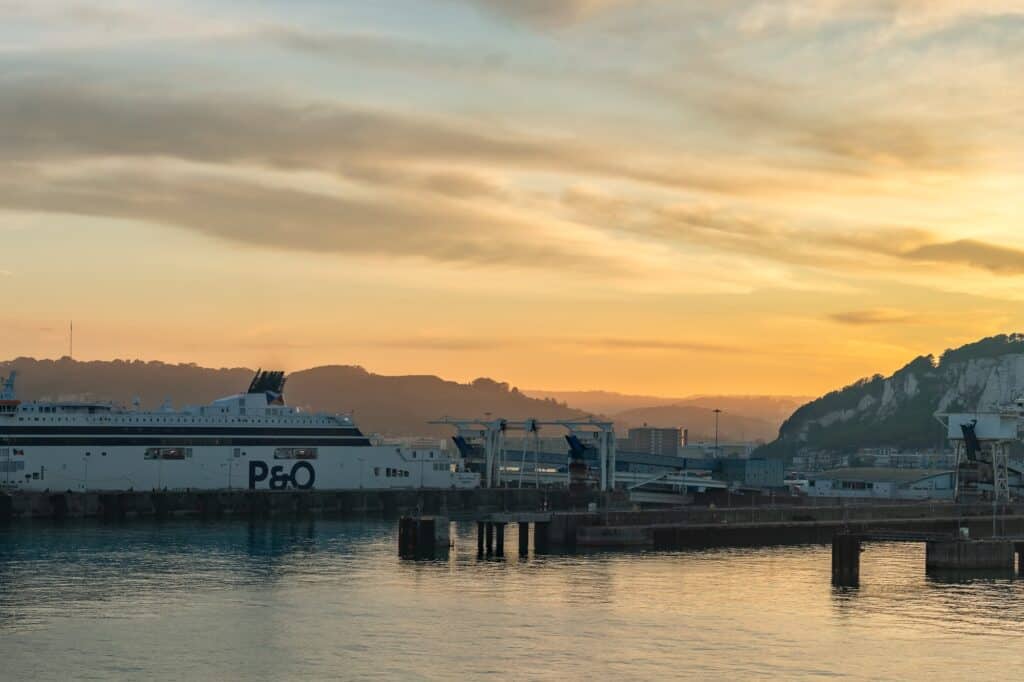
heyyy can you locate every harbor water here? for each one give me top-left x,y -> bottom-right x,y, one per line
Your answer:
2,519 -> 1024,680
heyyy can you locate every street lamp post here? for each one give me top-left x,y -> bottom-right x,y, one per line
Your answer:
713,408 -> 722,457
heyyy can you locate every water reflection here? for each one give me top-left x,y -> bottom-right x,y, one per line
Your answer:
2,521 -> 1024,679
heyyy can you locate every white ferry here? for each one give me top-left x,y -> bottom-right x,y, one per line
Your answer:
0,370 -> 479,492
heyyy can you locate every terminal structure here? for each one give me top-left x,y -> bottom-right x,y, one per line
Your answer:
430,417 -> 617,491
936,398 -> 1024,504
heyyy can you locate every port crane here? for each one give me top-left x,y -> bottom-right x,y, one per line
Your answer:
935,398 -> 1024,505
430,417 -> 617,491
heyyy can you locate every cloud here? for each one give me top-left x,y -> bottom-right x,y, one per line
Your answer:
235,335 -> 511,352
457,0 -> 639,27
829,308 -> 922,326
0,269 -> 11,276
565,191 -> 933,271
561,189 -> 1024,285
736,0 -> 1024,38
2,17 -> 1023,297
0,79 -> 571,170
573,337 -> 739,353
255,25 -> 511,80
231,25 -> 992,179
0,164 -> 635,274
0,78 -> 748,196
902,239 -> 1024,275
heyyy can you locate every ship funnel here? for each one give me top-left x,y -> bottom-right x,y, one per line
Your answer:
248,369 -> 287,405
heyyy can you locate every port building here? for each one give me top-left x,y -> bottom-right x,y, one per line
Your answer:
622,427 -> 682,457
803,468 -> 955,500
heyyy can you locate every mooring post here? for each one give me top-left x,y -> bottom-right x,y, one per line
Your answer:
485,521 -> 494,556
495,523 -> 505,557
831,533 -> 861,586
518,521 -> 530,556
477,521 -> 486,557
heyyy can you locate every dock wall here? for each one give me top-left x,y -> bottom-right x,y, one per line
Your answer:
560,503 -> 1024,549
925,540 -> 1015,570
0,488 -> 600,522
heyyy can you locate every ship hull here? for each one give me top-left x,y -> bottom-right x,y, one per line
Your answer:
0,444 -> 478,492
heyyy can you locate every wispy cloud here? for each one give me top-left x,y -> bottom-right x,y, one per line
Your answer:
0,162 -> 635,275
903,240 -> 1024,275
456,0 -> 639,27
829,309 -> 923,326
570,337 -> 740,353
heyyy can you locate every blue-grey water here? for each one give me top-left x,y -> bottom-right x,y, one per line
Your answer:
2,520 -> 1024,680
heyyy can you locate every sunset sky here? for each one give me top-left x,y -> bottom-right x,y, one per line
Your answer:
3,0 -> 1024,396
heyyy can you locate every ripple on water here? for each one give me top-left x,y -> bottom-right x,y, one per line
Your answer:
2,521 -> 1024,680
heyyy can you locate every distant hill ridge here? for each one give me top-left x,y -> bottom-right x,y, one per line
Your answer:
0,357 -> 587,438
523,389 -> 808,434
757,334 -> 1024,459
610,404 -> 778,443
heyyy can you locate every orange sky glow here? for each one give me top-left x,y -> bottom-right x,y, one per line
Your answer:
3,1 -> 1024,396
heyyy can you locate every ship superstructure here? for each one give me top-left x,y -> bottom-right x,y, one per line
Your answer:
0,370 -> 478,492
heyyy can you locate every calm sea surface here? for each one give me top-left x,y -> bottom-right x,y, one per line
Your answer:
2,519 -> 1023,680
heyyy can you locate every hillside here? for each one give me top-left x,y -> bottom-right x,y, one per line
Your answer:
757,334 -> 1024,459
0,357 -> 586,437
524,390 -> 807,428
523,389 -> 687,415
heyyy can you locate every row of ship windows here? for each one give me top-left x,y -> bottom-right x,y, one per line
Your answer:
3,448 -> 448,470
2,463 -> 453,477
17,411 -> 327,421
373,463 -> 450,476
1,447 -> 317,460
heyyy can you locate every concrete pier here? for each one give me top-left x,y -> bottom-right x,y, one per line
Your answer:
398,516 -> 450,558
518,522 -> 529,556
831,534 -> 861,586
925,540 -> 1015,571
